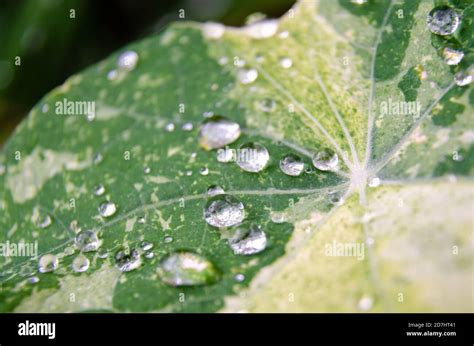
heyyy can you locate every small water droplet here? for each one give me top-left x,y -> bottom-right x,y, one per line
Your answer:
234,273 -> 245,282
328,192 -> 345,206
41,104 -> 49,113
218,56 -> 228,65
442,47 -> 464,65
237,68 -> 258,84
37,214 -> 52,229
427,6 -> 460,36
38,254 -> 59,273
236,142 -> 270,173
93,184 -> 105,196
157,251 -> 221,287
199,115 -> 241,150
245,19 -> 278,39
228,223 -> 267,255
107,69 -> 118,80
279,57 -> 293,69
185,170 -> 193,176
200,167 -> 209,176
202,22 -> 225,39
117,50 -> 139,71
280,154 -> 304,176
235,58 -> 246,67
75,230 -> 100,252
144,167 -> 151,174
115,248 -> 142,272
99,201 -> 117,218
165,122 -> 175,132
312,149 -> 338,171
350,0 -> 367,4
454,69 -> 473,86
182,122 -> 193,131
368,177 -> 381,187
141,241 -> 154,251
145,251 -> 154,259
358,295 -> 373,311
164,236 -> 173,243
204,194 -> 245,228
137,216 -> 146,224
278,30 -> 289,39
258,98 -> 276,112
93,153 -> 103,165
28,276 -> 40,284
97,248 -> 109,259
207,185 -> 225,196
72,254 -> 90,273
270,211 -> 286,223
64,246 -> 75,256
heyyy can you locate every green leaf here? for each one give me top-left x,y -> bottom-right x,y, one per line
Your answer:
0,0 -> 472,312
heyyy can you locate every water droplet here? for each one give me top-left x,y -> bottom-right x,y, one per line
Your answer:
199,115 -> 241,150
41,103 -> 49,113
245,19 -> 278,39
37,214 -> 52,229
454,69 -> 473,86
270,211 -> 286,223
427,6 -> 460,36
236,142 -> 269,173
165,122 -> 175,132
182,122 -> 193,131
145,251 -> 154,259
157,251 -> 221,287
278,30 -> 289,39
75,230 -> 100,252
93,153 -> 103,165
97,248 -> 109,259
93,184 -> 105,196
144,167 -> 151,174
279,57 -> 293,69
312,149 -> 338,171
99,201 -> 117,218
202,22 -> 225,39
141,241 -> 153,251
107,69 -> 118,81
234,273 -> 245,282
38,254 -> 59,273
115,248 -> 142,272
358,295 -> 373,311
204,194 -> 245,228
28,276 -> 40,284
237,68 -> 258,84
258,98 -> 276,112
200,167 -> 209,176
164,236 -> 173,243
351,0 -> 367,4
117,50 -> 139,71
64,246 -> 75,256
280,154 -> 304,176
207,185 -> 225,196
72,254 -> 90,273
218,56 -> 228,65
328,192 -> 345,206
137,216 -> 146,224
228,223 -> 267,255
185,170 -> 193,176
442,47 -> 464,65
368,177 -> 381,187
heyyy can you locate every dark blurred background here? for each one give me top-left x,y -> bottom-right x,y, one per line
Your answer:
0,0 -> 295,146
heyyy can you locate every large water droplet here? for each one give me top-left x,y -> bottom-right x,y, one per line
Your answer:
280,154 -> 304,176
115,248 -> 142,272
237,68 -> 258,84
204,194 -> 245,228
202,22 -> 225,39
72,254 -> 90,273
198,115 -> 241,150
157,251 -> 221,287
312,149 -> 338,171
37,214 -> 52,229
236,142 -> 270,173
228,223 -> 267,255
117,50 -> 139,71
38,254 -> 59,273
427,6 -> 460,36
442,47 -> 464,65
75,230 -> 100,252
207,185 -> 225,196
99,201 -> 117,218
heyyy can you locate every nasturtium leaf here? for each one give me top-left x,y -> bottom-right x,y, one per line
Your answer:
0,0 -> 472,312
